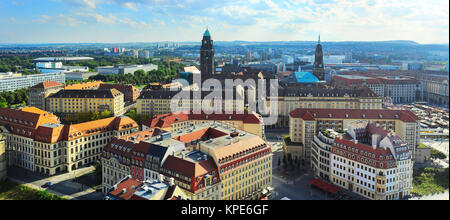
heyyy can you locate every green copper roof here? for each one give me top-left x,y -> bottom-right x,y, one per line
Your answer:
203,29 -> 211,37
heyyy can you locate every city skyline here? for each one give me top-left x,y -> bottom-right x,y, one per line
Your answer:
0,0 -> 449,44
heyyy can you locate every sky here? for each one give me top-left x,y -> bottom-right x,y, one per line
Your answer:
0,0 -> 448,44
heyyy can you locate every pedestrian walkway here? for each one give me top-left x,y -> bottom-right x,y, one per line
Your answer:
410,191 -> 449,200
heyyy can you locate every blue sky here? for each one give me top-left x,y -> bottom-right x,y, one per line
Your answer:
0,0 -> 448,44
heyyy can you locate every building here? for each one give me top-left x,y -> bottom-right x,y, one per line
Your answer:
96,64 -> 158,75
288,108 -> 420,163
142,111 -> 264,138
64,81 -> 104,90
330,121 -> 413,200
415,143 -> 431,164
65,72 -> 99,81
0,107 -> 138,175
280,71 -> 320,84
312,35 -> 325,80
0,132 -> 6,180
36,62 -> 89,74
332,74 -> 423,104
102,122 -> 273,200
28,81 -> 65,111
0,72 -> 65,92
104,176 -> 187,200
33,57 -> 94,63
99,84 -> 141,103
169,123 -> 273,200
102,128 -> 185,193
268,85 -> 383,128
200,28 -> 215,75
311,129 -> 341,181
47,89 -> 125,116
136,89 -> 244,117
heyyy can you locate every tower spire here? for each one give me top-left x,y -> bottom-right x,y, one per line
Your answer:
318,34 -> 321,44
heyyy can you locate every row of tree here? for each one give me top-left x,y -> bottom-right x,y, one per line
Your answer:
64,110 -> 113,124
89,62 -> 184,86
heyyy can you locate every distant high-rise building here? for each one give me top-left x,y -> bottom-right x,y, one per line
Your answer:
313,35 -> 325,80
200,28 -> 215,75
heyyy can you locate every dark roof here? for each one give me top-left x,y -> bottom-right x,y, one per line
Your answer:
138,89 -> 243,100
278,85 -> 379,98
290,108 -> 419,122
48,89 -> 122,99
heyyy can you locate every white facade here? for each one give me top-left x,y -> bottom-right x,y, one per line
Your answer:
0,72 -> 65,92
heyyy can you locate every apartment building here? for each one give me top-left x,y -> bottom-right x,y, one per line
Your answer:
171,123 -> 273,200
267,85 -> 383,128
136,89 -> 245,117
28,81 -> 64,111
47,89 -> 125,116
0,107 -> 138,175
288,108 -> 420,163
330,121 -> 413,200
142,111 -> 264,138
99,84 -> 141,103
332,74 -> 423,104
0,72 -> 65,92
102,122 -> 273,200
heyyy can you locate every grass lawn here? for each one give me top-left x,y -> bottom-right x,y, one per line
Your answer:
0,180 -> 67,200
411,167 -> 449,196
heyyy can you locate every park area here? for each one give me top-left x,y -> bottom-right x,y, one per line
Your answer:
411,167 -> 449,196
0,179 -> 66,200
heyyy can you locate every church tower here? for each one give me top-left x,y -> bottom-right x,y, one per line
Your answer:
313,34 -> 325,80
200,28 -> 215,75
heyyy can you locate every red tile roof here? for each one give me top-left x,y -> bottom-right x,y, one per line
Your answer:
31,81 -> 64,89
290,108 -> 419,123
162,155 -> 217,178
107,178 -> 143,200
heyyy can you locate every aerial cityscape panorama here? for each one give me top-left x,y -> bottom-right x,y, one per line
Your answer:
0,0 -> 448,208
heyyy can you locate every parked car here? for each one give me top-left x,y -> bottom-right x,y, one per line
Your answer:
42,182 -> 53,188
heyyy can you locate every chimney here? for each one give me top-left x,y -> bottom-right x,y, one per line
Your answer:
159,174 -> 164,182
170,177 -> 175,186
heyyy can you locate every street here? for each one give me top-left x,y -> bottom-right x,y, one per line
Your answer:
7,166 -> 104,200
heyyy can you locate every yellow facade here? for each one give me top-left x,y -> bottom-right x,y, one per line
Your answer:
48,92 -> 125,116
267,96 -> 382,128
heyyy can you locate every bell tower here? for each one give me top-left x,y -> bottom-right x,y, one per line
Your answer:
200,27 -> 215,75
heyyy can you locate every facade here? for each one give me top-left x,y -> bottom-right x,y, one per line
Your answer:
312,35 -> 325,80
289,108 -> 420,163
422,77 -> 449,106
0,132 -> 6,180
267,85 -> 383,128
200,29 -> 215,75
142,111 -> 264,138
65,71 -> 99,81
102,122 -> 273,200
0,72 -> 65,92
104,176 -> 187,200
330,121 -> 413,200
99,84 -> 141,103
311,129 -> 341,181
0,107 -> 138,175
47,89 -> 125,116
96,64 -> 158,75
36,62 -> 89,74
28,81 -> 65,111
332,75 -> 423,104
136,89 -> 244,117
